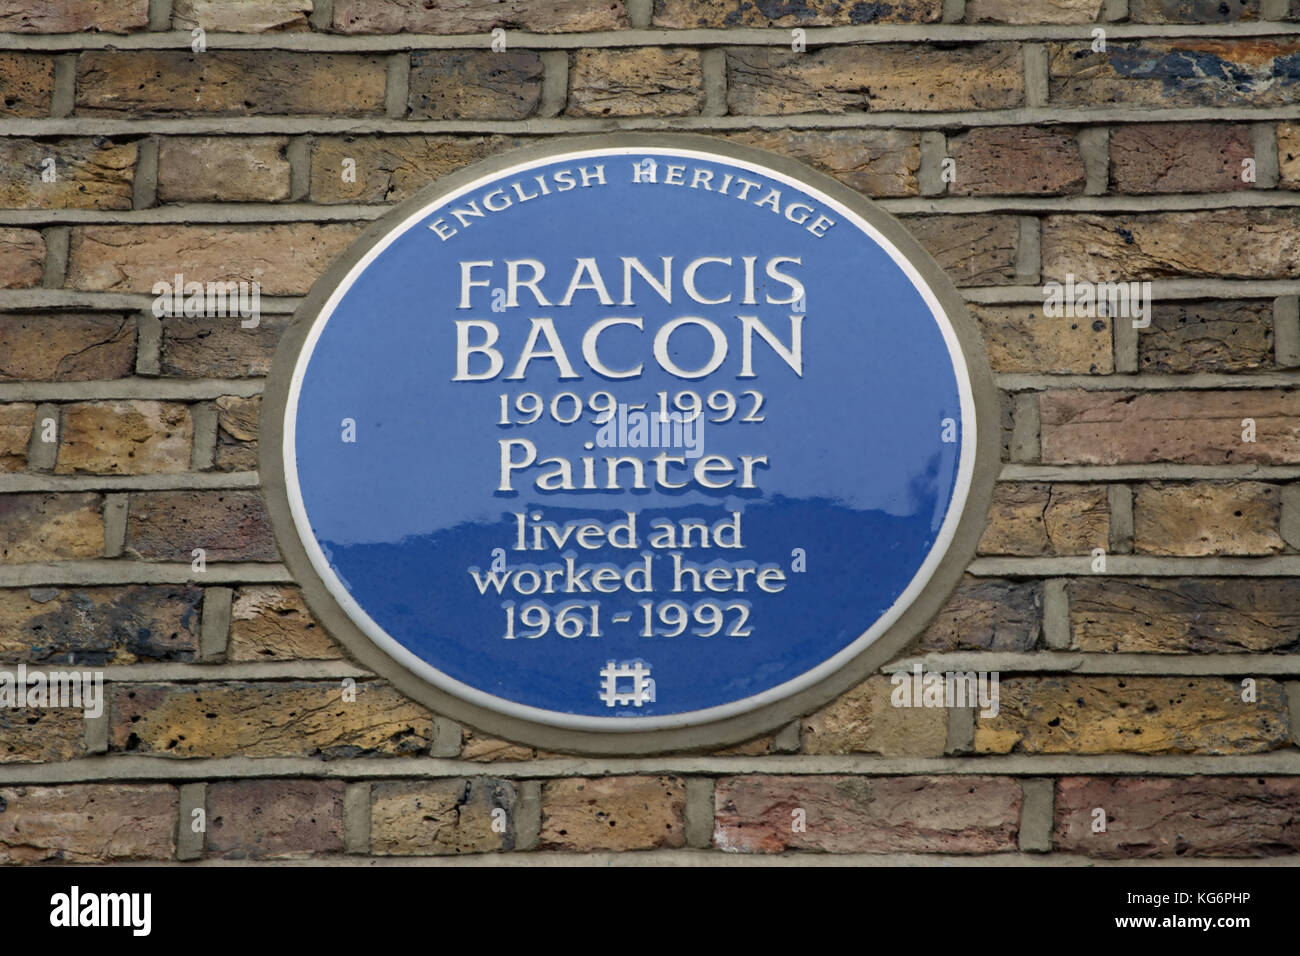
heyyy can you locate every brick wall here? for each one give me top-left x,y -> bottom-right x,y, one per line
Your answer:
0,0 -> 1298,863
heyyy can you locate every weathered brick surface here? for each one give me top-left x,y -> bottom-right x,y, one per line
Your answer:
110,682 -> 434,758
1049,40 -> 1300,108
801,676 -> 947,756
125,491 -> 277,562
0,785 -> 176,864
0,229 -> 44,288
0,139 -> 136,209
917,577 -> 1042,652
332,0 -> 628,33
1280,123 -> 1300,190
973,306 -> 1111,374
1040,390 -> 1300,465
0,314 -> 136,381
725,129 -> 920,196
540,777 -> 686,851
229,585 -> 340,661
1110,123 -> 1253,193
207,780 -> 344,859
712,734 -> 774,756
1042,211 -> 1300,281
947,127 -> 1086,196
1133,482 -> 1283,556
655,0 -> 941,26
976,677 -> 1289,754
172,0 -> 310,32
157,136 -> 290,202
1138,301 -> 1274,373
1056,777 -> 1300,858
160,314 -> 287,378
0,585 -> 201,663
0,707 -> 85,762
68,224 -> 362,294
0,403 -> 33,472
1069,578 -> 1300,654
903,215 -> 1019,286
460,728 -> 560,761
55,401 -> 193,476
977,483 -> 1109,556
0,54 -> 54,117
714,776 -> 1021,853
310,135 -> 519,204
568,49 -> 705,118
726,45 -> 1024,114
408,51 -> 544,121
0,493 -> 104,561
1128,0 -> 1259,22
0,0 -> 149,33
965,0 -> 1102,21
371,779 -> 516,855
214,394 -> 258,472
76,52 -> 388,116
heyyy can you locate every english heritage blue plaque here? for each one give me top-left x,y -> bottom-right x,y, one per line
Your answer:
263,135 -> 998,753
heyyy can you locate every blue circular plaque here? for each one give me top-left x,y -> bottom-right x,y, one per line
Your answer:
263,135 -> 998,753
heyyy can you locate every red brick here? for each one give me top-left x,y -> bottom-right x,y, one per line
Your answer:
946,127 -> 1086,196
903,215 -> 1020,286
125,490 -> 277,562
1110,123 -> 1253,193
207,780 -> 344,859
714,776 -> 1021,853
1040,390 -> 1300,465
1056,777 -> 1300,858
332,0 -> 627,33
